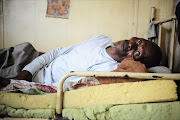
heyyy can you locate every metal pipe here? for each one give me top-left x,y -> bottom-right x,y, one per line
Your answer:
154,15 -> 176,25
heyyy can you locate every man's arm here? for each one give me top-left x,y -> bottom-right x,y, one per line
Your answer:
16,44 -> 80,81
14,47 -> 65,81
22,47 -> 63,76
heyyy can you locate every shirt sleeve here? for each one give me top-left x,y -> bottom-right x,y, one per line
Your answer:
23,35 -> 111,76
22,47 -> 61,75
23,44 -> 79,75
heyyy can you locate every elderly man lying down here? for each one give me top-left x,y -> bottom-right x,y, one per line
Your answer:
0,35 -> 162,90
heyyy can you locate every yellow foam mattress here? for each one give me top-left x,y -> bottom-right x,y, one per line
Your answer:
0,80 -> 178,111
0,93 -> 57,109
63,80 -> 178,108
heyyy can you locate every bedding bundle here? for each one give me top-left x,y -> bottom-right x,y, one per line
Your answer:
62,80 -> 179,120
0,58 -> 179,119
0,79 -> 179,119
0,83 -> 57,118
61,58 -> 179,120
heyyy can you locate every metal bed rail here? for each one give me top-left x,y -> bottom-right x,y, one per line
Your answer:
56,71 -> 180,114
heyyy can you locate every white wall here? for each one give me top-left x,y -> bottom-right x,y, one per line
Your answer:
0,0 -> 179,72
1,0 -> 177,52
0,0 -> 3,49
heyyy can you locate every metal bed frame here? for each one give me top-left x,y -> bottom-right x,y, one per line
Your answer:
56,71 -> 180,114
2,7 -> 180,120
56,7 -> 180,115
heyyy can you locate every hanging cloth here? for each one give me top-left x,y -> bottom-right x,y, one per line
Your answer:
147,18 -> 158,44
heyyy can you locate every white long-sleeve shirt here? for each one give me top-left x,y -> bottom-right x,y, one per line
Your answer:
23,35 -> 119,87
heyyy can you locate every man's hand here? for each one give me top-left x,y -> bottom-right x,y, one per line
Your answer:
14,70 -> 33,82
0,77 -> 10,89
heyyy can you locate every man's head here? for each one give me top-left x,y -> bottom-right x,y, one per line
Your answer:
115,37 -> 162,68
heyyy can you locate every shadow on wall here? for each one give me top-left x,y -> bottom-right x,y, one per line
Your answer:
173,31 -> 180,73
159,24 -> 180,73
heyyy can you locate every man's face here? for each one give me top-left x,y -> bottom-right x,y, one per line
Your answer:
115,37 -> 150,60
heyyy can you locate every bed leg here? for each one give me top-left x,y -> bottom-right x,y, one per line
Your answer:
54,113 -> 68,120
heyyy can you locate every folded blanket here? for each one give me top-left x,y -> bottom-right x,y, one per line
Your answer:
1,83 -> 57,93
1,88 -> 46,95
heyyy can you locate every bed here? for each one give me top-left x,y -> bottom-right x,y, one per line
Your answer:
0,9 -> 180,120
57,8 -> 179,120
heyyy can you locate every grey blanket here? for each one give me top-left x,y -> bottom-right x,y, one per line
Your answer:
0,42 -> 39,78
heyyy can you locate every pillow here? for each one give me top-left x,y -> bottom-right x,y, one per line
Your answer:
97,57 -> 148,84
148,66 -> 172,73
